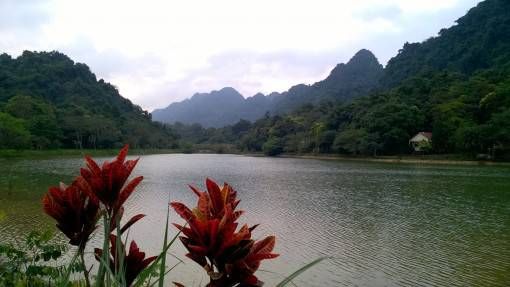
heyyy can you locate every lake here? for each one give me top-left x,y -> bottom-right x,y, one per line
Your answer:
1,154 -> 509,286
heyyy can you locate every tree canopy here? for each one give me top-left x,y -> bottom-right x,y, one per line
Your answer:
0,51 -> 178,149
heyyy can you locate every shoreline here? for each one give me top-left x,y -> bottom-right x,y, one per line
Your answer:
278,154 -> 510,166
1,149 -> 510,167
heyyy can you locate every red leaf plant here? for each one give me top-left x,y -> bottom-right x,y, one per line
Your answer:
42,145 -> 154,287
170,178 -> 278,287
42,180 -> 100,249
76,144 -> 144,221
95,235 -> 157,286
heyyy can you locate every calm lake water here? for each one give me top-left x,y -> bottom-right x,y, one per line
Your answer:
1,154 -> 509,286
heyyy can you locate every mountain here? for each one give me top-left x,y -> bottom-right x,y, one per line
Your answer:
0,51 -> 177,149
157,0 -> 510,129
152,87 -> 277,128
172,0 -> 510,159
272,49 -> 384,113
153,49 -> 383,127
382,0 -> 510,87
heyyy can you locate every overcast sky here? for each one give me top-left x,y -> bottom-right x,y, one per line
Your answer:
0,0 -> 481,111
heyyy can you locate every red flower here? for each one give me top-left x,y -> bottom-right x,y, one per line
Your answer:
76,144 -> 143,218
42,181 -> 100,248
95,235 -> 157,286
170,178 -> 278,287
227,235 -> 279,285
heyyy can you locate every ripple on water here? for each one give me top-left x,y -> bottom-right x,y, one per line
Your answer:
1,154 -> 510,286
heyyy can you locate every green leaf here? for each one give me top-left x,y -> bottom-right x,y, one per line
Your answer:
158,205 -> 170,287
132,224 -> 182,287
276,257 -> 328,287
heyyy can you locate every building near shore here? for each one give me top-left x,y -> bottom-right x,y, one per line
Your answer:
409,132 -> 433,152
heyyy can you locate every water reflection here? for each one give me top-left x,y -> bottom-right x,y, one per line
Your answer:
1,154 -> 509,286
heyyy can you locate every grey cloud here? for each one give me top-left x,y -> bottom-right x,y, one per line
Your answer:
0,0 -> 50,31
355,4 -> 402,21
0,0 -> 52,53
58,37 -> 165,79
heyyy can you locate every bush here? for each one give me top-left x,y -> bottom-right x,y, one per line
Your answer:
0,231 -> 72,286
0,112 -> 31,149
263,137 -> 284,156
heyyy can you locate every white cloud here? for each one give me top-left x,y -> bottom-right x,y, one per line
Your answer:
0,0 -> 481,110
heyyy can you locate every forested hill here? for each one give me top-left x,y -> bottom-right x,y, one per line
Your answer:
170,0 -> 510,159
270,49 -> 384,113
152,49 -> 383,127
0,51 -> 177,149
382,0 -> 510,88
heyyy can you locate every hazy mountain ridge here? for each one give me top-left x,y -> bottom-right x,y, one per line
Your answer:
152,49 -> 384,127
152,87 -> 276,128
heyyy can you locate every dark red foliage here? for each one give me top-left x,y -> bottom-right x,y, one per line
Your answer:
170,178 -> 278,287
43,145 -> 157,286
42,181 -> 100,247
95,235 -> 157,286
76,144 -> 143,217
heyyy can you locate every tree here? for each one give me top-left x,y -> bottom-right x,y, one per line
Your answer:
4,95 -> 61,148
333,128 -> 367,154
0,112 -> 31,149
262,137 -> 284,156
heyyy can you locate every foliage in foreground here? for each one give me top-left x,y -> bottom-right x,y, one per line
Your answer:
39,145 -> 156,286
0,231 -> 74,286
0,145 -> 324,286
171,179 -> 278,286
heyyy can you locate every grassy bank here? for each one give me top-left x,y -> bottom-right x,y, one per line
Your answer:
279,153 -> 510,166
0,148 -> 182,159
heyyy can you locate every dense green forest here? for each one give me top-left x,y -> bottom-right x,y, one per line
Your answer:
171,70 -> 510,158
0,51 -> 178,149
169,0 -> 510,159
382,0 -> 510,88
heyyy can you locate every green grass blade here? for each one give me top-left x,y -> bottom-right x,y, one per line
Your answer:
149,261 -> 182,287
96,253 -> 122,286
57,250 -> 80,287
115,213 -> 126,286
132,221 -> 183,287
276,257 -> 328,287
158,205 -> 170,287
96,213 -> 110,287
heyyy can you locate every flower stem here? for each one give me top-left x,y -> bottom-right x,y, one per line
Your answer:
80,249 -> 91,287
97,213 -> 110,286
